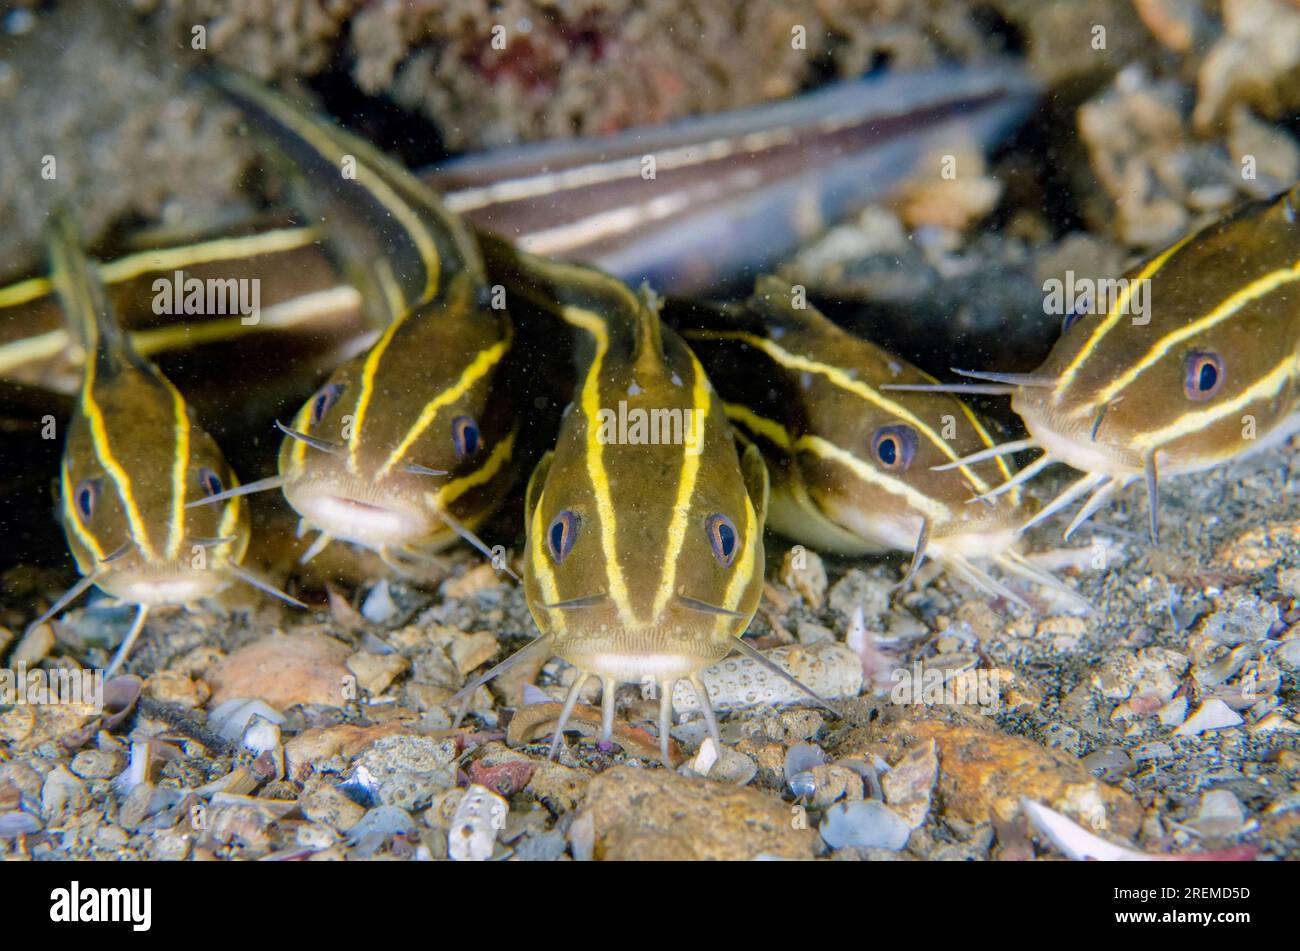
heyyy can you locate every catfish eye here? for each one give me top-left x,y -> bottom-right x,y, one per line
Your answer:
1184,351 -> 1224,401
451,415 -> 480,459
311,383 -> 346,423
871,425 -> 918,471
706,513 -> 739,567
74,478 -> 99,519
547,510 -> 580,564
198,467 -> 223,497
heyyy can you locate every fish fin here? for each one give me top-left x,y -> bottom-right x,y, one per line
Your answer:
44,213 -> 139,374
893,517 -> 930,591
449,635 -> 553,726
739,442 -> 770,525
631,283 -> 666,369
1144,452 -> 1161,545
746,275 -> 835,334
524,451 -> 553,525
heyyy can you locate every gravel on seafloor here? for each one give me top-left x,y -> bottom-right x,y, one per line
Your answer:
2,435 -> 1299,860
2,0 -> 1299,861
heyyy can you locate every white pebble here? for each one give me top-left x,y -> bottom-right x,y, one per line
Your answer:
361,580 -> 398,624
820,800 -> 911,851
208,698 -> 286,742
241,715 -> 281,755
1174,698 -> 1243,736
1157,695 -> 1188,727
692,738 -> 720,775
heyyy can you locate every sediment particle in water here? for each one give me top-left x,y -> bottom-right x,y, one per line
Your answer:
780,546 -> 828,609
802,764 -> 866,809
69,750 -> 124,781
41,765 -> 87,825
283,722 -> 413,782
1215,519 -> 1300,572
351,735 -> 459,810
1190,789 -> 1250,837
1134,0 -> 1210,53
346,650 -> 410,695
525,760 -> 590,815
300,782 -> 366,833
882,739 -> 939,828
11,624 -> 54,667
1194,0 -> 1300,132
144,670 -> 209,709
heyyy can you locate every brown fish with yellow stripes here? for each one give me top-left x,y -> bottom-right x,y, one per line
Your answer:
0,62 -> 1037,399
193,71 -> 521,575
904,184 -> 1300,544
455,250 -> 834,765
670,276 -> 1083,610
33,215 -> 300,675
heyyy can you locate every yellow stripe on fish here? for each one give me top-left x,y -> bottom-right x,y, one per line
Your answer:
673,276 -> 1080,610
36,213 -> 265,675
204,70 -> 523,574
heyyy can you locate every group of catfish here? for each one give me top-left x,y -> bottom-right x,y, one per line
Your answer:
22,68 -> 1300,766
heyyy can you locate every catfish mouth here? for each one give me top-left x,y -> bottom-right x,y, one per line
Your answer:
106,570 -> 227,606
827,497 -> 1021,558
819,498 -> 929,554
1013,394 -> 1143,479
927,525 -> 1020,560
560,645 -> 728,683
293,491 -> 437,548
551,618 -> 741,683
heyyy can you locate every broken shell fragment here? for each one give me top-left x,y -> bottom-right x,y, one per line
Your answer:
673,640 -> 863,713
208,699 -> 285,743
820,799 -> 912,851
448,784 -> 507,861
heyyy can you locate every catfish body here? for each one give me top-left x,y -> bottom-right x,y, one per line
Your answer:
38,215 -> 256,672
206,71 -> 521,570
461,245 -> 784,764
669,277 -> 1078,607
968,185 -> 1300,542
1020,185 -> 1300,480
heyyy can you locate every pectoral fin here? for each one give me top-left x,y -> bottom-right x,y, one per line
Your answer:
525,450 -> 553,525
740,442 -> 770,524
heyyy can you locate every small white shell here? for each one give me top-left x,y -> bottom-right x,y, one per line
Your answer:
820,799 -> 911,851
448,784 -> 508,862
241,715 -> 281,755
208,698 -> 285,742
362,579 -> 398,624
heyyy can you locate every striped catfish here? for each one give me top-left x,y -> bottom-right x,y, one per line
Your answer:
669,276 -> 1083,610
193,71 -> 522,574
455,244 -> 834,766
0,64 -> 1036,392
32,215 -> 300,675
901,185 -> 1300,543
